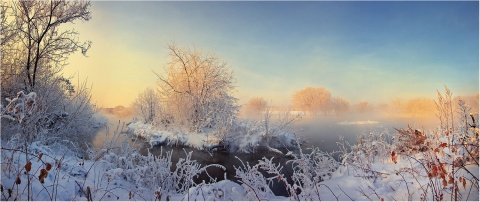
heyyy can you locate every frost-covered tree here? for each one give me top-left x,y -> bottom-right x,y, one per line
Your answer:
292,87 -> 332,115
155,43 -> 238,132
1,2 -> 17,46
0,0 -> 96,151
132,87 -> 162,124
245,97 -> 267,118
405,97 -> 435,117
332,96 -> 350,115
383,97 -> 438,118
354,101 -> 371,114
1,0 -> 91,91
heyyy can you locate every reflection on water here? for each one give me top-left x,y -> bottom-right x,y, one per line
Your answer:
92,110 -> 438,196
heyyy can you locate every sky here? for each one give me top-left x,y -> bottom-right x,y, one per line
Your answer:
64,1 -> 479,108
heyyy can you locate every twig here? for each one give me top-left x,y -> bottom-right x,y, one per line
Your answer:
75,181 -> 87,197
337,185 -> 354,201
238,180 -> 262,201
357,186 -> 373,201
398,172 -> 412,201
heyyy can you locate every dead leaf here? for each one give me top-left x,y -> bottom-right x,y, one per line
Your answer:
15,176 -> 21,185
24,161 -> 31,173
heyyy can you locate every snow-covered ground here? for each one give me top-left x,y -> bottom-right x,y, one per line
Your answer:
2,128 -> 479,201
2,137 -> 479,201
2,111 -> 479,201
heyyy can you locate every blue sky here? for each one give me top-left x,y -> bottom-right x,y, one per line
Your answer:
66,1 -> 479,107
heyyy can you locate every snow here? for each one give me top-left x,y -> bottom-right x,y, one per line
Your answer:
2,130 -> 479,201
314,157 -> 479,201
1,91 -> 37,123
2,99 -> 478,201
126,121 -> 220,150
184,180 -> 245,201
126,119 -> 297,153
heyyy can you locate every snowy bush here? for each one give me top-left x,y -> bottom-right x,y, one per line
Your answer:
384,86 -> 479,201
1,91 -> 37,123
1,78 -> 98,156
234,157 -> 277,200
233,146 -> 339,201
287,147 -> 339,187
90,123 -> 226,198
217,106 -> 301,153
393,126 -> 427,154
337,130 -> 393,179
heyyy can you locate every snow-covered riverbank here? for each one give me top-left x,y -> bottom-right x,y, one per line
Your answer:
126,119 -> 297,154
3,130 -> 478,201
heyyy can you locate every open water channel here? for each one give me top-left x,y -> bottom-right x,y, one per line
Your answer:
92,110 -> 437,196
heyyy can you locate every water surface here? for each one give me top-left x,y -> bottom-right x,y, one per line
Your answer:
92,110 -> 438,196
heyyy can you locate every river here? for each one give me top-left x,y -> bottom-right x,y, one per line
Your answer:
92,110 -> 437,196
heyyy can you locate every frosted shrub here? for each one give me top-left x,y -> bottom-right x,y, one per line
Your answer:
91,124 -> 225,197
1,91 -> 37,123
234,146 -> 339,200
218,119 -> 297,153
1,91 -> 39,146
343,87 -> 479,201
102,148 -> 225,196
220,107 -> 300,153
290,147 -> 338,182
337,130 -> 393,179
55,80 -> 97,151
395,86 -> 480,201
234,157 -> 276,200
393,126 -> 427,154
2,78 -> 97,154
285,147 -> 338,200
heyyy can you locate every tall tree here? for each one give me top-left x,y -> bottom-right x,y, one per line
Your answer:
155,43 -> 238,131
332,96 -> 350,115
133,87 -> 162,124
1,0 -> 96,149
245,97 -> 267,118
2,0 -> 91,90
292,87 -> 332,115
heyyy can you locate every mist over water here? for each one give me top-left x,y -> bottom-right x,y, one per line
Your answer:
290,114 -> 437,157
93,108 -> 440,158
92,108 -> 138,149
91,108 -> 440,196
